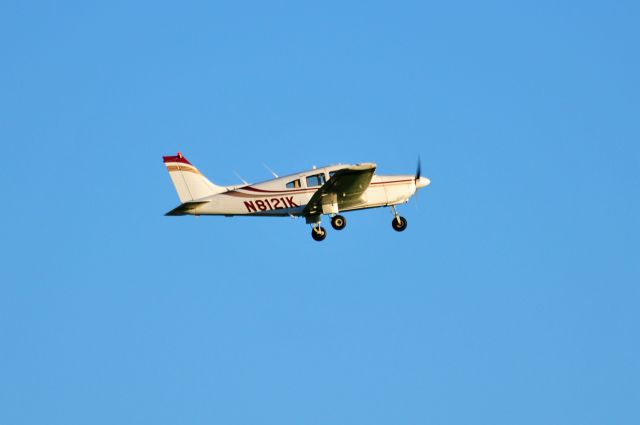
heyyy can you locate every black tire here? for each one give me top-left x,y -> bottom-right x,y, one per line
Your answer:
331,215 -> 347,230
311,226 -> 327,241
391,216 -> 408,232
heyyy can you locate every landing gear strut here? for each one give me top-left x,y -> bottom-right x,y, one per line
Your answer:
391,206 -> 408,232
331,215 -> 347,230
311,225 -> 327,241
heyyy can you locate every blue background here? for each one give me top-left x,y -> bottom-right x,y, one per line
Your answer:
1,1 -> 638,424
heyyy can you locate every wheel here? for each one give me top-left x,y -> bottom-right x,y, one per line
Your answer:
331,215 -> 347,230
311,226 -> 327,241
391,216 -> 408,232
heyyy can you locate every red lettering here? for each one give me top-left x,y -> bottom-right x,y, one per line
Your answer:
248,198 -> 295,211
256,200 -> 267,211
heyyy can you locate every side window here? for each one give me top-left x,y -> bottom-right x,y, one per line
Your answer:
286,179 -> 301,189
329,171 -> 337,179
306,173 -> 326,187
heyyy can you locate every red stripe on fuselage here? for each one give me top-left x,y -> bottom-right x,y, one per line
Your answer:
224,179 -> 414,199
370,179 -> 414,185
239,179 -> 413,194
240,186 -> 318,194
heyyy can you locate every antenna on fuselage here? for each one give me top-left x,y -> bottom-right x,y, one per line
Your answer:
233,171 -> 249,185
263,163 -> 279,178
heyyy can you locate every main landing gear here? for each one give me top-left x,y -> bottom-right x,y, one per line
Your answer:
310,215 -> 345,242
311,225 -> 327,241
391,205 -> 408,232
331,214 -> 347,230
310,215 -> 346,242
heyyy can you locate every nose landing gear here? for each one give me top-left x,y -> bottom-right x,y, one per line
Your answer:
391,216 -> 408,231
390,205 -> 408,232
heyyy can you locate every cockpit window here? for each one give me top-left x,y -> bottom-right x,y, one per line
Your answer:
329,171 -> 337,178
306,173 -> 326,187
286,179 -> 301,189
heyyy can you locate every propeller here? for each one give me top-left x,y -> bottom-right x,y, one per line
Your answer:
414,156 -> 430,190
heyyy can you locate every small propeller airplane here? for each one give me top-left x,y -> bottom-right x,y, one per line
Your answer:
162,152 -> 431,241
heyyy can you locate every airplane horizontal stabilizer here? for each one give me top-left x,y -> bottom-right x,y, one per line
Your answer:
165,201 -> 210,216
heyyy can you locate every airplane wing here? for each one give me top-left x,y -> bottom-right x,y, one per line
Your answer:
303,163 -> 377,216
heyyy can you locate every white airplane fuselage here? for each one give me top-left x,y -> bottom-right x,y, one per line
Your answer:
174,164 -> 429,217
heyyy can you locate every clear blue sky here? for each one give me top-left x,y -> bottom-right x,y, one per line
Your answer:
1,1 -> 638,424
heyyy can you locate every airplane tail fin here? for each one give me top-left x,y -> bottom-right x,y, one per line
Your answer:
162,152 -> 226,202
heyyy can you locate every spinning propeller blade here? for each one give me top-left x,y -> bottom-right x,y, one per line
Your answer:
414,156 -> 430,190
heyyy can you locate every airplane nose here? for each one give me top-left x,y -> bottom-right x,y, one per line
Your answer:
416,176 -> 431,189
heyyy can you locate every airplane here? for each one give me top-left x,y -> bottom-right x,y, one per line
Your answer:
162,152 -> 431,241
